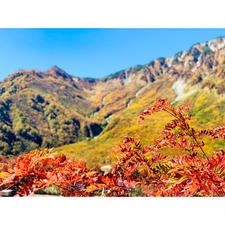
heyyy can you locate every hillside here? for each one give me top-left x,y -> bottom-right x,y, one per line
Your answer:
0,36 -> 225,163
55,37 -> 225,166
0,66 -> 104,154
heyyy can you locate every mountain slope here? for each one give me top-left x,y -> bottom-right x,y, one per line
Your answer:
0,66 -> 104,154
0,36 -> 225,161
54,37 -> 225,166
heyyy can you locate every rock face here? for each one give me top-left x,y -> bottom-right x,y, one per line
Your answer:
0,36 -> 225,155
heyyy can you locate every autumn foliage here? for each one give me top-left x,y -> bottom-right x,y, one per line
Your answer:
1,99 -> 225,197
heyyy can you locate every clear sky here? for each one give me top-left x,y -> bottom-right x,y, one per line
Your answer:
0,28 -> 224,80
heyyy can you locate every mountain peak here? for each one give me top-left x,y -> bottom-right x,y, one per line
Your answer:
45,66 -> 74,82
47,65 -> 66,73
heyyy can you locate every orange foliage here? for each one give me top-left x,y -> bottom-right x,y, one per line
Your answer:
1,99 -> 225,197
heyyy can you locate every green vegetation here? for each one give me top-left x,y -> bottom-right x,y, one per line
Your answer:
202,46 -> 213,56
148,60 -> 155,67
133,65 -> 146,73
175,51 -> 183,57
101,71 -> 121,82
216,36 -> 223,40
157,57 -> 166,65
173,51 -> 183,64
191,48 -> 201,62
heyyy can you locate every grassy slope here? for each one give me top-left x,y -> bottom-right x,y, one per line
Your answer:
54,70 -> 225,168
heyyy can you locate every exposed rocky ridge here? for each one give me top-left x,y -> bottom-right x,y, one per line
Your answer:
0,36 -> 224,155
79,36 -> 225,123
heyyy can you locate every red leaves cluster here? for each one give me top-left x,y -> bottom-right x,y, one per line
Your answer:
140,98 -> 190,120
0,150 -> 68,196
0,150 -> 133,197
0,98 -> 225,197
198,125 -> 225,139
110,99 -> 225,196
157,151 -> 225,197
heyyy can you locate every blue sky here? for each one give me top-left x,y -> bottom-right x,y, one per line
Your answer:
0,28 -> 224,80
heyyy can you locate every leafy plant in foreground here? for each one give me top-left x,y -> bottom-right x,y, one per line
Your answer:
0,99 -> 225,197
111,99 -> 225,196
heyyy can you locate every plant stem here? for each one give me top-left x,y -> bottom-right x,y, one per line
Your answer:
192,135 -> 209,161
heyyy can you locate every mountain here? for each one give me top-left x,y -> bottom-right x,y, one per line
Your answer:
55,36 -> 225,166
0,37 -> 225,163
0,66 -> 103,154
